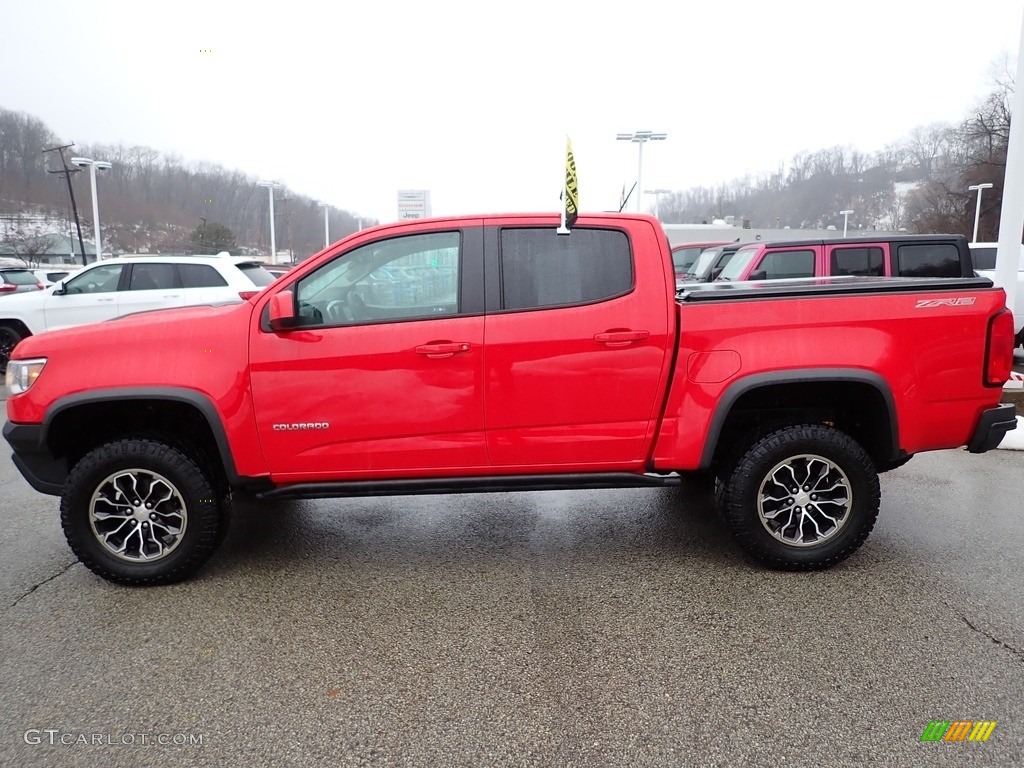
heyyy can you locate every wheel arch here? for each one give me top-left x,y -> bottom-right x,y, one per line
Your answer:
699,369 -> 901,472
43,387 -> 242,492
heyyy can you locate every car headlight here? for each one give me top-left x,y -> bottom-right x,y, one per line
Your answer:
5,358 -> 47,395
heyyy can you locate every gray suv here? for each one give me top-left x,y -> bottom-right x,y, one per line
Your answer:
0,268 -> 43,297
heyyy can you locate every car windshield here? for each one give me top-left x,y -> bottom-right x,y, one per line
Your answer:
684,248 -> 723,280
672,247 -> 702,273
716,246 -> 761,281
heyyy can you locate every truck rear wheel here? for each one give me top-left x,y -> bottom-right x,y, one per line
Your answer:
61,438 -> 230,586
717,424 -> 879,570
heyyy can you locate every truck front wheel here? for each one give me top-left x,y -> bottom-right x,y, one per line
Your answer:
717,424 -> 879,570
61,438 -> 230,586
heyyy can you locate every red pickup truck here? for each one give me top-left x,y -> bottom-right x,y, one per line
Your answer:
3,213 -> 1017,585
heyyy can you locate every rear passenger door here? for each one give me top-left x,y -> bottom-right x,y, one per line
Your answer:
119,263 -> 185,317
482,223 -> 672,468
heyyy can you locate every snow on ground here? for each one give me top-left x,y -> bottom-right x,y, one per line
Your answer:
997,415 -> 1024,451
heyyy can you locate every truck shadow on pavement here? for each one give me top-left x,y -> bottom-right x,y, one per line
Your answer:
211,486 -> 741,577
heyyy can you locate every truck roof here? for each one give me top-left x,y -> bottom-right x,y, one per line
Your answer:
734,234 -> 968,250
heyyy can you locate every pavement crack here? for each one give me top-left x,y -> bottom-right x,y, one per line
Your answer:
962,615 -> 1024,663
10,560 -> 77,609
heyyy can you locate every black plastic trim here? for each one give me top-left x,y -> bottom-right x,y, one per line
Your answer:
967,403 -> 1017,453
680,275 -> 994,303
42,387 -> 245,487
257,472 -> 684,500
3,421 -> 66,495
698,369 -> 899,470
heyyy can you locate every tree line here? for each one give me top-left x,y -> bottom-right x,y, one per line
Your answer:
0,107 -> 373,259
655,75 -> 1015,240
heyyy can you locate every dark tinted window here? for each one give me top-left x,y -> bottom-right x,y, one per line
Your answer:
178,263 -> 228,288
896,243 -> 961,277
500,228 -> 632,310
129,263 -> 179,290
754,249 -> 815,280
970,247 -> 997,270
1,269 -> 38,285
238,263 -> 276,286
831,247 -> 884,277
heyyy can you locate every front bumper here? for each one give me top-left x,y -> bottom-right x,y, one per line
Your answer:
966,403 -> 1018,453
2,422 -> 66,496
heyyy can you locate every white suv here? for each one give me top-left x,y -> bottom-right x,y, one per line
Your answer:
0,255 -> 274,372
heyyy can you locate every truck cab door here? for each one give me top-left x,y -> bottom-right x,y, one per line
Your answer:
249,225 -> 487,480
481,220 -> 673,468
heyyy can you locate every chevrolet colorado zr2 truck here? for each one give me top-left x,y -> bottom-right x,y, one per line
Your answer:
4,213 -> 1017,585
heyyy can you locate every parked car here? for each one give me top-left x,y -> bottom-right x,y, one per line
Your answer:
970,242 -> 1024,349
0,267 -> 44,296
265,265 -> 293,280
0,255 -> 275,372
714,235 -> 976,283
677,243 -> 744,288
3,212 -> 1015,585
671,240 -> 732,281
33,267 -> 80,287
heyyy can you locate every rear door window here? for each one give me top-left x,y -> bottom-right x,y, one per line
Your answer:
896,243 -> 962,277
831,247 -> 885,277
499,228 -> 633,310
178,264 -> 228,288
129,263 -> 180,290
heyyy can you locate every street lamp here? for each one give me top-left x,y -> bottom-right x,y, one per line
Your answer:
968,183 -> 993,243
616,130 -> 667,213
317,201 -> 330,249
257,181 -> 282,264
840,209 -> 854,238
70,157 -> 112,260
644,188 -> 672,220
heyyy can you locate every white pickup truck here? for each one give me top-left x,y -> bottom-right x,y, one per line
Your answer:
971,243 -> 1024,350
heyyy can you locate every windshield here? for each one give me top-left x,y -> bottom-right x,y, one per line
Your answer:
717,246 -> 761,281
684,248 -> 723,280
672,247 -> 702,274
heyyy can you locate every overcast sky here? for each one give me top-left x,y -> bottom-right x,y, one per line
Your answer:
3,1 -> 1023,224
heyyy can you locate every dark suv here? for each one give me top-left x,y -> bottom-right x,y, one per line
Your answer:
0,268 -> 43,296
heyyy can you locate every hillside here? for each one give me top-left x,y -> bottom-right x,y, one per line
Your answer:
0,107 -> 374,261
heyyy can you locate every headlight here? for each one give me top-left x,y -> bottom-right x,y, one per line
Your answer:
5,358 -> 47,395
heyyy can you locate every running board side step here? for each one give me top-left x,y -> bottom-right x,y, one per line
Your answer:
257,472 -> 686,500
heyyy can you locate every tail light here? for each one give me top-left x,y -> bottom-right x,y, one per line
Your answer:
0,284 -> 15,293
35,282 -> 44,290
985,309 -> 1015,386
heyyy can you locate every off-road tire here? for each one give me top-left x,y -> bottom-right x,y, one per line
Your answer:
61,438 -> 230,586
717,424 -> 879,570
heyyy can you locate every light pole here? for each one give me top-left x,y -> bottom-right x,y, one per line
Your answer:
644,188 -> 671,220
70,157 -> 112,260
257,181 -> 282,264
616,130 -> 667,213
317,201 -> 330,249
840,209 -> 854,238
968,183 -> 993,243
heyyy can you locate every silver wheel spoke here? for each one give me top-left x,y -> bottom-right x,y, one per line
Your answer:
89,469 -> 188,563
757,453 -> 853,548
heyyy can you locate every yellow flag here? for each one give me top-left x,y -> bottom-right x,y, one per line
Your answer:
564,137 -> 578,229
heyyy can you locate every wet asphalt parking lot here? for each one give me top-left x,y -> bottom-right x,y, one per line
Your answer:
1,373 -> 1023,767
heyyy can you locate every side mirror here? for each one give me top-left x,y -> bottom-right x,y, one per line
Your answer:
269,290 -> 298,331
